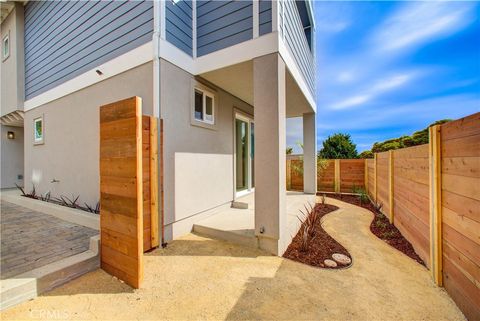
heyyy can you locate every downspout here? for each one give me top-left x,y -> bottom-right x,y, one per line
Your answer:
153,0 -> 165,246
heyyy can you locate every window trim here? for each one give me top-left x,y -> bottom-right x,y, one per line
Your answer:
196,89 -> 215,125
191,80 -> 217,130
2,31 -> 10,61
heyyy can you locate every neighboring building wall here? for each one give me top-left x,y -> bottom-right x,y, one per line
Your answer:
0,125 -> 24,188
259,0 -> 272,36
166,0 -> 193,56
24,0 -> 153,100
1,3 -> 24,116
24,62 -> 153,206
160,59 -> 253,240
196,0 -> 253,56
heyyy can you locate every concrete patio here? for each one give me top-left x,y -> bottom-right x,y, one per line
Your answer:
193,191 -> 317,250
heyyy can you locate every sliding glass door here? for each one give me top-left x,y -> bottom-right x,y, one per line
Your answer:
235,114 -> 254,195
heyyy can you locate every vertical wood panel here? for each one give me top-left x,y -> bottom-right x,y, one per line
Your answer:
429,124 -> 443,286
388,150 -> 394,224
142,116 -> 152,251
334,159 -> 340,193
100,97 -> 143,289
150,117 -> 159,248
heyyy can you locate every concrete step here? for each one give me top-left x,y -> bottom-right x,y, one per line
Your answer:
193,224 -> 258,249
0,235 -> 100,311
231,201 -> 249,209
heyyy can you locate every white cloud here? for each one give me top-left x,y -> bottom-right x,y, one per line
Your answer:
337,71 -> 355,83
371,74 -> 410,91
371,2 -> 475,52
329,73 -> 413,110
331,94 -> 372,110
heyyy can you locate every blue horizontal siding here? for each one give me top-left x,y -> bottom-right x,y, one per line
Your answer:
166,0 -> 193,56
196,0 -> 253,57
259,0 -> 272,35
24,0 -> 153,100
282,0 -> 315,95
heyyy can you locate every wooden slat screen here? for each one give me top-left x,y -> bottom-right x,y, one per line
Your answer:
99,97 -> 144,289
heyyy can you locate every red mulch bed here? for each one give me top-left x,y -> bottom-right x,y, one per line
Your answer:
325,193 -> 425,266
283,203 -> 352,269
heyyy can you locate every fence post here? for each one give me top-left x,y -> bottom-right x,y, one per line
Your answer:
388,150 -> 394,224
429,125 -> 443,286
364,159 -> 368,193
374,153 -> 378,202
334,159 -> 340,193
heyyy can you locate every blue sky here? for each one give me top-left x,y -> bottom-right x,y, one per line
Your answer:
287,1 -> 480,153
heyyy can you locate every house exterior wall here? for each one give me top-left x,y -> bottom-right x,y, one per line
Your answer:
24,0 -> 153,100
0,125 -> 24,188
196,0 -> 253,56
23,62 -> 153,206
166,0 -> 193,56
1,3 -> 24,116
160,58 -> 253,240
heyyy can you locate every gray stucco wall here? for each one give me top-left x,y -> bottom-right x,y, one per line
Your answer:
0,125 -> 24,188
1,3 -> 24,116
160,58 -> 253,240
24,0 -> 153,100
166,0 -> 193,56
23,62 -> 153,206
196,0 -> 253,57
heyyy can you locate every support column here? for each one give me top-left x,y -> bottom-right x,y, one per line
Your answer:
254,53 -> 287,255
303,113 -> 317,194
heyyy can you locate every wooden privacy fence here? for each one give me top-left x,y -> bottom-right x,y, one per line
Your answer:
286,157 -> 365,193
99,97 -> 160,289
366,112 -> 479,320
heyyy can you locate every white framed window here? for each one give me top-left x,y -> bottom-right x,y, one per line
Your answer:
2,32 -> 10,61
194,87 -> 215,124
33,116 -> 44,145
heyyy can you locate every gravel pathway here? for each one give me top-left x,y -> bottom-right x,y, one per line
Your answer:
1,197 -> 465,320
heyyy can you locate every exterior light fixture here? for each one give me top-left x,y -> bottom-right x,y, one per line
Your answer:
95,69 -> 103,76
7,131 -> 14,139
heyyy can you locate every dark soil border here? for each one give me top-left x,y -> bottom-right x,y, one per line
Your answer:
325,193 -> 425,266
283,203 -> 352,269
